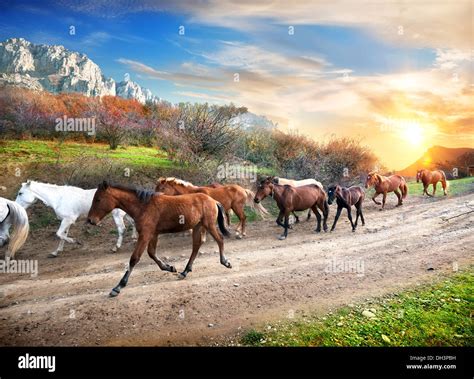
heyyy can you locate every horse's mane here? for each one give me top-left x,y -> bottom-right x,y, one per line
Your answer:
158,177 -> 194,187
101,182 -> 155,204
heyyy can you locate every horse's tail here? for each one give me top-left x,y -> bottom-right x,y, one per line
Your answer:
216,203 -> 230,237
245,189 -> 269,216
400,177 -> 408,199
440,171 -> 449,193
7,201 -> 29,259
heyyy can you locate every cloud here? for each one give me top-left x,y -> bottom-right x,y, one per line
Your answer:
59,0 -> 473,49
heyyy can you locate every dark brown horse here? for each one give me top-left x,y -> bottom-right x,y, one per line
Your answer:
416,169 -> 448,196
87,182 -> 231,297
327,185 -> 365,232
156,177 -> 267,239
254,178 -> 328,240
365,172 -> 408,210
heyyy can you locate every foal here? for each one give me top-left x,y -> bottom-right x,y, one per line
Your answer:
327,185 -> 365,232
254,178 -> 328,240
87,182 -> 231,297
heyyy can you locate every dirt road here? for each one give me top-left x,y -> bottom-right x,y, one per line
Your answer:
0,192 -> 473,346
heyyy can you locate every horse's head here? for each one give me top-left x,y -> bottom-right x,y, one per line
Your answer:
365,172 -> 379,189
327,185 -> 341,205
87,181 -> 118,225
15,181 -> 36,209
416,170 -> 423,183
155,178 -> 180,195
254,178 -> 273,203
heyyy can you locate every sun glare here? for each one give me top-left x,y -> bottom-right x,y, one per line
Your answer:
397,120 -> 424,145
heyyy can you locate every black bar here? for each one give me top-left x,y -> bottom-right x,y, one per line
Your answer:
0,347 -> 471,378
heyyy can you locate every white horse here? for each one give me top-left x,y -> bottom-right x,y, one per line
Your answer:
15,181 -> 137,257
0,197 -> 30,258
272,177 -> 324,189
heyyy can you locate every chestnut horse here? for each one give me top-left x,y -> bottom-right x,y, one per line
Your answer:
271,176 -> 323,222
254,178 -> 328,240
327,185 -> 365,232
156,177 -> 268,238
87,182 -> 231,297
416,169 -> 448,196
365,172 -> 408,210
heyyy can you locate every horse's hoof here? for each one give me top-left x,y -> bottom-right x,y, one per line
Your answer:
223,261 -> 232,269
169,266 -> 177,273
109,289 -> 120,297
315,229 -> 321,233
111,246 -> 119,253
235,234 -> 243,240
177,272 -> 186,280
48,253 -> 58,258
352,229 -> 356,232
278,235 -> 287,240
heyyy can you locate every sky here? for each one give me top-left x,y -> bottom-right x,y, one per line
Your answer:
0,0 -> 473,169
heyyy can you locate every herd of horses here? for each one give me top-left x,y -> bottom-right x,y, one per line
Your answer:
0,168 -> 448,297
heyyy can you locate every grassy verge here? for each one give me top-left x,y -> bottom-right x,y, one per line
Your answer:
406,177 -> 474,197
241,271 -> 473,347
0,139 -> 174,168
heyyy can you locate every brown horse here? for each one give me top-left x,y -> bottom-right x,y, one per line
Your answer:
365,172 -> 408,210
327,185 -> 365,232
254,178 -> 329,240
156,177 -> 268,238
87,182 -> 231,297
416,169 -> 448,196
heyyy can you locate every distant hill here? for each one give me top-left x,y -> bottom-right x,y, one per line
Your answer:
397,146 -> 474,177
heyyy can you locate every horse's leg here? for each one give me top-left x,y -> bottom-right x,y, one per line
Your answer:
276,210 -> 286,228
306,209 -> 311,221
432,182 -> 437,197
346,206 -> 355,231
125,214 -> 138,240
49,218 -> 75,258
358,201 -> 365,226
147,235 -> 176,273
372,192 -> 382,205
424,184 -> 432,197
178,225 -> 204,279
278,213 -> 290,240
112,211 -> 126,253
312,206 -> 322,233
225,211 -> 231,227
442,180 -> 447,195
380,192 -> 387,210
330,205 -> 342,232
206,223 -> 232,270
110,235 -> 149,297
292,212 -> 300,224
394,189 -> 402,206
233,205 -> 246,238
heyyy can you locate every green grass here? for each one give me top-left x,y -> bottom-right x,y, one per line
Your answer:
0,139 -> 174,168
241,271 -> 473,347
406,177 -> 474,197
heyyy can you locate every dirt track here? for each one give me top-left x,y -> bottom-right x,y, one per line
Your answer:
0,192 -> 473,346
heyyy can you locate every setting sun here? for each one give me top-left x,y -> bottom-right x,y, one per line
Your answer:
402,121 -> 424,145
